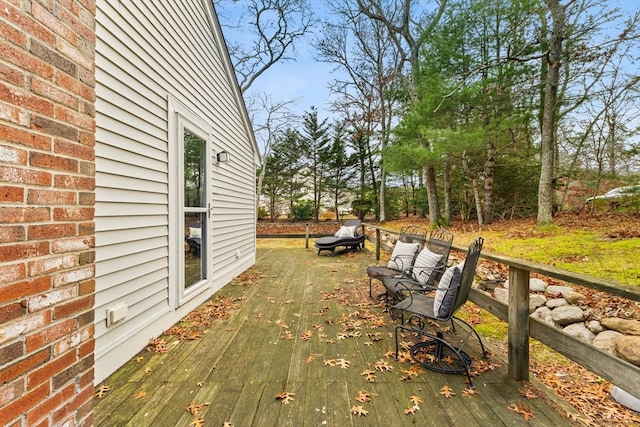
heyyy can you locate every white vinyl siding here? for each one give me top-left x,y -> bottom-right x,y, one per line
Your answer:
94,0 -> 258,383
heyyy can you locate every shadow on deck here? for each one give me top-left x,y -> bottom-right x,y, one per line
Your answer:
94,242 -> 573,426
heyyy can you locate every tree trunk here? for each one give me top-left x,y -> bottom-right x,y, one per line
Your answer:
538,0 -> 564,225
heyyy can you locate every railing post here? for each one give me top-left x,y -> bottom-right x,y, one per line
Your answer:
375,228 -> 381,261
508,265 -> 530,381
305,224 -> 309,249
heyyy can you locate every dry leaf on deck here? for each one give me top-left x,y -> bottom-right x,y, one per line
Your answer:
133,391 -> 147,399
189,418 -> 205,427
440,385 -> 456,398
356,390 -> 371,403
95,385 -> 110,398
275,391 -> 295,405
350,405 -> 368,416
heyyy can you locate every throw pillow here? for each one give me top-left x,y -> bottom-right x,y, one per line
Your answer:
189,227 -> 201,239
433,263 -> 463,318
387,240 -> 420,273
335,225 -> 356,238
411,248 -> 444,286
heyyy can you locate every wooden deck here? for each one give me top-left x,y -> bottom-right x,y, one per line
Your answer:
94,242 -> 573,426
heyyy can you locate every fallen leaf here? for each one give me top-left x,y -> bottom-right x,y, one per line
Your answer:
360,370 -> 376,383
356,390 -> 371,403
133,391 -> 147,399
404,406 -> 418,415
135,356 -> 144,363
305,355 -> 314,363
462,388 -> 478,397
519,387 -> 537,399
440,386 -> 456,398
508,402 -> 534,422
350,405 -> 368,416
223,422 -> 233,427
275,391 -> 295,405
196,381 -> 204,387
95,384 -> 110,398
189,418 -> 205,427
409,395 -> 422,405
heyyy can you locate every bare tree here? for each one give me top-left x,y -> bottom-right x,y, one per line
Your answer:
216,0 -> 317,93
316,0 -> 400,221
247,93 -> 300,210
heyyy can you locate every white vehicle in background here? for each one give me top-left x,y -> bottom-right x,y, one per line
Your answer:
585,185 -> 640,206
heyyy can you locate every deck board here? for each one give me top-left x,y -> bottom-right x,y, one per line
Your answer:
94,244 -> 573,426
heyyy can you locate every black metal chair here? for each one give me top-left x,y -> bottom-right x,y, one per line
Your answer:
380,228 -> 454,305
366,226 -> 427,297
391,237 -> 487,388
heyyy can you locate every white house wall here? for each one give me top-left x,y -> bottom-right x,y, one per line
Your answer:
94,0 -> 258,383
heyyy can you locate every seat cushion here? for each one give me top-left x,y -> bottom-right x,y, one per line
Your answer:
387,240 -> 420,273
433,263 -> 463,318
411,248 -> 443,285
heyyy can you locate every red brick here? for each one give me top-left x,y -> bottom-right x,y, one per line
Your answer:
0,301 -> 27,323
78,277 -> 94,294
54,294 -> 93,319
0,39 -> 54,81
27,189 -> 76,205
54,139 -> 94,160
77,130 -> 94,147
32,2 -> 78,47
0,225 -> 25,243
0,166 -> 53,186
52,354 -> 92,390
0,0 -> 55,45
0,79 -> 54,116
0,309 -> 51,343
30,151 -> 79,173
77,335 -> 94,358
27,350 -> 75,389
0,382 -> 50,426
0,206 -> 50,223
60,384 -> 93,426
0,19 -> 26,48
52,237 -> 93,255
0,276 -> 50,304
0,124 -> 51,150
55,105 -> 94,131
0,262 -> 26,282
56,72 -> 94,102
0,61 -> 24,88
52,206 -> 93,221
26,318 -> 76,352
48,383 -> 79,426
0,241 -> 50,262
0,186 -> 24,202
0,349 -> 50,387
29,223 -> 76,239
31,78 -> 79,110
78,221 -> 94,235
53,175 -> 94,191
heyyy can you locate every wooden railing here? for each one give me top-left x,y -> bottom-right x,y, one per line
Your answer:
361,222 -> 640,398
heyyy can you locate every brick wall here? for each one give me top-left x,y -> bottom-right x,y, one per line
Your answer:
0,0 -> 96,426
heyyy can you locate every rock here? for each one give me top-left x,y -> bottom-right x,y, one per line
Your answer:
601,318 -> 640,336
479,280 -> 502,292
615,336 -> 640,366
503,277 -> 546,292
546,298 -> 569,309
563,323 -> 595,344
587,320 -> 604,334
531,306 -> 555,326
592,330 -> 622,355
529,294 -> 547,312
546,285 -> 573,296
529,278 -> 547,292
494,287 -> 509,305
562,290 -> 585,305
551,306 -> 587,326
611,386 -> 640,412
